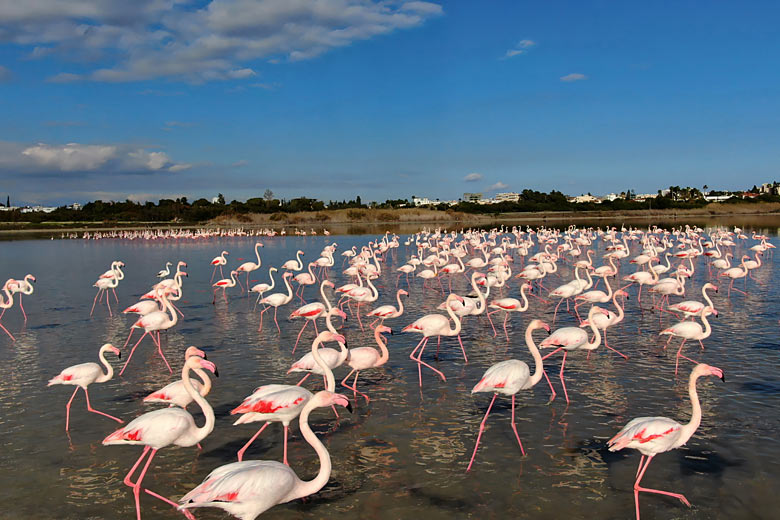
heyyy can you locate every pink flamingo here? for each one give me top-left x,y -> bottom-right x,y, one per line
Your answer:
120,289 -> 178,376
0,282 -> 15,341
103,355 -> 217,520
213,270 -> 238,303
719,255 -> 750,296
281,249 -> 304,271
120,297 -> 163,348
579,291 -> 630,359
343,273 -> 378,331
466,319 -> 550,471
341,325 -> 392,403
2,274 -> 35,322
251,267 -> 278,309
292,262 -> 317,302
288,308 -> 349,387
232,331 -> 344,463
210,250 -> 229,282
288,280 -> 335,353
366,289 -> 408,328
607,363 -> 724,520
258,272 -> 294,334
236,242 -> 263,293
622,260 -> 659,304
539,305 -> 610,404
91,262 -> 123,316
487,282 -> 532,341
668,283 -> 718,319
48,343 -> 123,431
179,390 -> 352,520
143,347 -> 211,409
660,307 -> 717,375
402,293 -> 465,386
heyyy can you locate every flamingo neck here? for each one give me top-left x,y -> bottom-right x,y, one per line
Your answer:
96,347 -> 115,383
527,326 -> 544,387
519,285 -> 530,311
396,291 -> 405,315
471,274 -> 487,313
311,336 -> 335,391
283,275 -> 293,301
612,291 -> 625,324
679,370 -> 705,443
444,297 -> 462,336
294,399 -> 332,499
193,367 -> 212,396
0,287 -> 13,309
700,312 -> 712,339
183,362 -> 215,443
703,287 -> 714,309
585,307 -> 603,349
320,283 -> 333,312
267,269 -> 276,290
374,330 -> 389,366
296,251 -> 303,270
255,243 -> 262,265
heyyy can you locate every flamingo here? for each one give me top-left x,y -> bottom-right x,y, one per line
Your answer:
487,282 -> 532,341
157,262 -> 172,279
179,390 -> 352,520
292,262 -> 317,303
622,260 -> 659,304
0,282 -> 15,341
668,283 -> 718,319
340,325 -> 392,403
288,308 -> 349,387
250,267 -> 278,309
47,343 -> 123,431
91,262 -> 123,316
103,355 -> 217,520
719,255 -> 749,296
466,319 -> 550,471
120,288 -> 178,376
210,250 -> 229,282
343,273 -> 378,331
366,289 -> 408,328
607,363 -> 725,520
213,270 -> 239,303
281,250 -> 304,271
2,274 -> 35,322
539,306 -> 610,404
232,331 -> 344,463
143,347 -> 212,410
402,293 -> 465,386
660,307 -> 717,375
288,280 -> 335,353
579,290 -> 630,359
236,242 -> 264,293
258,272 -> 294,334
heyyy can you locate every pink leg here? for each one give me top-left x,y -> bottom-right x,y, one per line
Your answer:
415,337 -> 447,383
64,387 -> 79,431
283,425 -> 289,465
273,307 -> 280,334
633,455 -> 691,520
292,319 -> 309,353
105,292 -> 113,316
674,339 -> 687,375
356,303 -> 364,331
258,307 -> 268,331
698,339 -> 705,351
90,289 -> 100,316
457,334 -> 468,363
84,388 -> 123,424
466,393 -> 497,472
509,394 -> 526,456
19,295 -> 27,322
131,448 -> 157,520
210,267 -> 217,283
296,373 -> 311,386
0,320 -> 15,342
552,298 -> 563,325
604,330 -> 628,359
121,328 -> 135,349
484,311 -> 497,337
150,332 -> 172,374
345,370 -> 370,403
559,351 -> 569,404
237,422 -> 270,461
112,287 -> 119,304
120,331 -> 148,376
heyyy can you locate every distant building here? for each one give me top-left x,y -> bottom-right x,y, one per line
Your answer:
463,192 -> 483,203
20,205 -> 57,213
67,203 -> 82,210
704,194 -> 732,202
495,192 -> 520,203
569,194 -> 598,203
634,193 -> 658,201
602,193 -> 619,202
760,182 -> 779,195
412,196 -> 434,206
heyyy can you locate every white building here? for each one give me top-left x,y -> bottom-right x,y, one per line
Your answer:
495,192 -> 520,203
569,194 -> 598,203
412,196 -> 434,206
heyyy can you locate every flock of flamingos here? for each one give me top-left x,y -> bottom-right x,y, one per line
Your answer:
1,224 -> 774,520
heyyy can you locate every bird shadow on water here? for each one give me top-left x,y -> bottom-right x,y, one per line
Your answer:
741,380 -> 780,395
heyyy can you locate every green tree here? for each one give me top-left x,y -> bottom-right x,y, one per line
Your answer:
264,189 -> 274,201
217,193 -> 226,205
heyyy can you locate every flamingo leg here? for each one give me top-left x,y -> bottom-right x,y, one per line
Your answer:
210,266 -> 217,283
509,394 -> 526,456
120,331 -> 148,376
150,331 -> 172,374
18,294 -> 27,322
559,351 -> 569,404
105,291 -> 113,316
633,455 -> 691,520
350,370 -> 370,403
64,387 -> 79,431
258,307 -> 268,332
466,393 -> 497,472
603,329 -> 629,359
292,319 -> 309,354
237,422 -> 270,462
84,387 -> 123,424
457,334 -> 469,363
323,375 -> 340,417
0,319 -> 15,341
296,373 -> 311,386
674,339 -> 687,375
283,425 -> 289,466
552,298 -> 563,325
90,289 -> 100,316
273,307 -> 280,334
121,328 -> 135,349
503,313 -> 510,342
415,337 -> 447,383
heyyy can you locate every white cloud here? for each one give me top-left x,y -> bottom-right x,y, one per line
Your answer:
560,73 -> 587,82
504,49 -> 524,58
486,181 -> 509,191
12,141 -> 191,174
2,1 -> 444,83
0,65 -> 11,81
464,172 -> 483,182
22,143 -> 117,171
503,39 -> 535,59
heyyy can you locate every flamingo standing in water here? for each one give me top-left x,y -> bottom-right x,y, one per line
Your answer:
288,280 -> 335,353
120,288 -> 178,376
579,290 -> 630,359
281,250 -> 305,271
258,272 -> 294,334
0,282 -> 16,341
466,319 -> 550,471
402,293 -> 465,386
366,289 -> 408,328
488,282 -> 532,341
91,262 -> 123,316
668,283 -> 718,319
157,262 -> 172,279
292,262 -> 317,303
143,347 -> 211,410
539,306 -> 610,404
213,270 -> 239,303
231,331 -> 344,463
251,267 -> 278,309
179,390 -> 352,520
103,355 -> 217,520
48,343 -> 123,431
210,251 -> 229,282
2,274 -> 35,321
660,307 -> 717,375
236,242 -> 263,294
607,363 -> 725,520
719,255 -> 750,296
341,325 -> 392,403
288,308 -> 349,388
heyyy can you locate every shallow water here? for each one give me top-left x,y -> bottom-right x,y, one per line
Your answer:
0,222 -> 779,519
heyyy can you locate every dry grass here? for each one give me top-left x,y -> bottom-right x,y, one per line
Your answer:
212,208 -> 488,226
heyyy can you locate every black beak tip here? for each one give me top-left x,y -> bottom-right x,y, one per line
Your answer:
346,402 -> 353,413
203,353 -> 208,360
390,330 -> 394,335
720,374 -> 726,382
117,352 -> 122,359
214,368 -> 220,378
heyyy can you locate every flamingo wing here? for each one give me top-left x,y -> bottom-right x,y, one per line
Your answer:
231,387 -> 311,419
103,408 -> 192,447
607,416 -> 682,453
472,359 -> 530,393
48,362 -> 101,386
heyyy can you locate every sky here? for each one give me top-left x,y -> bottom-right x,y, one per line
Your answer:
1,0 -> 779,206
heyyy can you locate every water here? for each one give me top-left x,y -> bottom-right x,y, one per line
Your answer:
0,220 -> 779,519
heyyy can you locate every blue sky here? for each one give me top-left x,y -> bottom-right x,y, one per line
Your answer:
1,1 -> 779,205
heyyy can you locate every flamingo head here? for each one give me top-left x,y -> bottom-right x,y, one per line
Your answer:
101,343 -> 121,358
230,270 -> 238,276
616,290 -> 630,299
473,271 -> 486,278
313,391 -> 353,413
704,283 -> 718,293
284,272 -> 294,279
694,363 -> 725,382
26,275 -> 36,283
188,357 -> 218,377
703,307 -> 718,318
184,346 -> 207,360
222,251 -> 229,255
323,280 -> 335,288
179,261 -> 188,267
398,289 -> 409,296
180,272 -> 188,277
447,293 -> 465,304
318,331 -> 346,345
376,325 -> 392,335
330,308 -> 347,320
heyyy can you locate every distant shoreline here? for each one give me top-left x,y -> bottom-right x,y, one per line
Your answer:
1,202 -> 779,237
